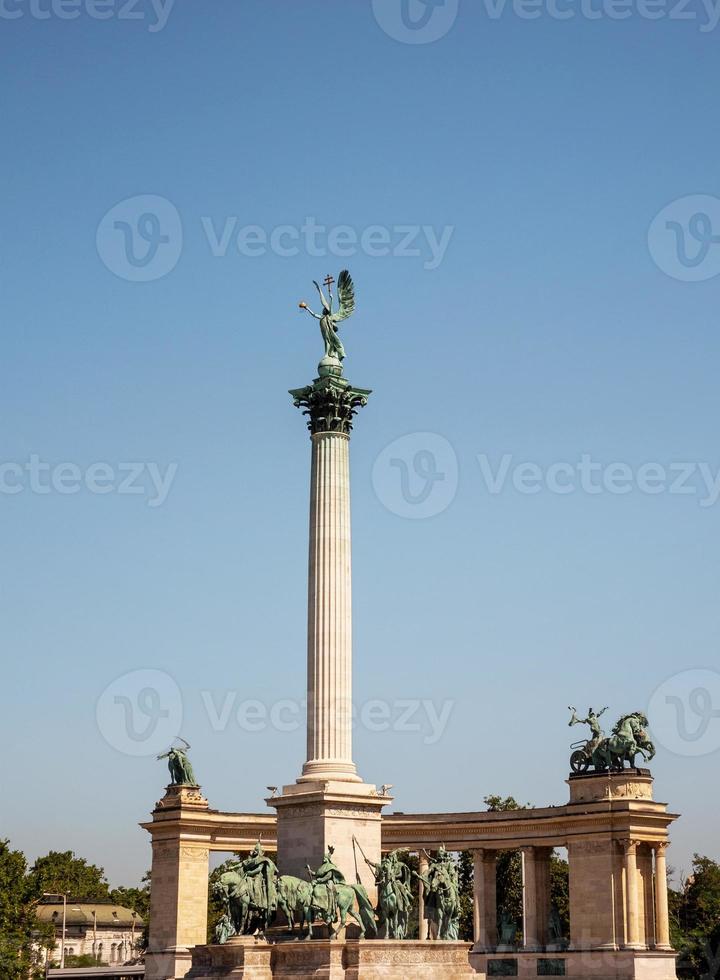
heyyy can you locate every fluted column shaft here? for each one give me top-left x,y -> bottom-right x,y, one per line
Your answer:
654,844 -> 672,950
301,430 -> 358,781
418,852 -> 429,939
623,840 -> 644,949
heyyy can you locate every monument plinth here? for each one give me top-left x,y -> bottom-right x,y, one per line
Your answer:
269,362 -> 388,899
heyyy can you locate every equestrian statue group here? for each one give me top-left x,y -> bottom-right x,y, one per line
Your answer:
568,706 -> 655,773
211,840 -> 461,944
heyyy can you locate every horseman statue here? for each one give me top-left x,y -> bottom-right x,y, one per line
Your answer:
414,846 -> 461,940
305,845 -> 377,940
212,842 -> 377,942
569,706 -> 655,773
211,842 -> 279,938
356,839 -> 414,939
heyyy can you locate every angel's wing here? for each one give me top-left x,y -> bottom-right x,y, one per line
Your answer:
331,269 -> 355,324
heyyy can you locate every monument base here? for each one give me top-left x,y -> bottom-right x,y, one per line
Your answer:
567,768 -> 654,803
189,940 -> 475,979
469,948 -> 678,979
268,780 -> 389,905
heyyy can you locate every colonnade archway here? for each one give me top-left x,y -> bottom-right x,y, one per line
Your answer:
142,771 -> 678,980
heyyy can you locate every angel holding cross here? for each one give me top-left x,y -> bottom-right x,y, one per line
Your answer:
299,270 -> 355,363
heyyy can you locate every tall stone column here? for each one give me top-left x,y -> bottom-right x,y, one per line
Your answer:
472,848 -> 497,950
270,362 -> 389,902
301,428 -> 357,781
654,843 -> 672,950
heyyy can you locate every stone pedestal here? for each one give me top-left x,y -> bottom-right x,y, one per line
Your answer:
469,949 -> 678,979
269,781 -> 388,904
567,767 -> 653,804
189,940 -> 476,979
187,937 -> 273,980
144,786 -> 211,980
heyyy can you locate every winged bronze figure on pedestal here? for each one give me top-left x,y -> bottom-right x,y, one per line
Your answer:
299,269 -> 356,362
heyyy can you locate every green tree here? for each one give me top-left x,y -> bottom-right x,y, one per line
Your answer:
486,795 -> 529,945
456,797 -> 570,946
29,850 -> 110,901
550,852 -> 570,940
672,854 -> 720,979
0,840 -> 53,980
109,873 -> 151,952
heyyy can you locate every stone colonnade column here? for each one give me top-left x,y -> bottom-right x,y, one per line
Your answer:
522,846 -> 553,948
418,852 -> 429,939
623,839 -> 644,950
522,846 -> 539,949
654,843 -> 672,950
472,848 -> 497,950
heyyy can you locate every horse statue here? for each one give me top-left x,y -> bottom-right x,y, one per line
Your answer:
414,847 -> 461,940
356,840 -> 413,939
212,842 -> 280,937
303,847 -> 377,939
275,874 -> 313,936
570,708 -> 656,773
594,712 -> 655,769
212,869 -> 257,937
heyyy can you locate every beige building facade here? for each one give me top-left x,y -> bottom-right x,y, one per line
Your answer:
37,902 -> 142,967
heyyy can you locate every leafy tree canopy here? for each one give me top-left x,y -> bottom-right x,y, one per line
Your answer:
29,850 -> 110,902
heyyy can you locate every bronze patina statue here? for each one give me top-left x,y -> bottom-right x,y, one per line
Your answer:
414,846 -> 461,941
355,839 -> 413,939
211,843 -> 280,937
157,738 -> 197,786
305,844 -> 377,939
569,707 -> 655,772
299,270 -> 355,363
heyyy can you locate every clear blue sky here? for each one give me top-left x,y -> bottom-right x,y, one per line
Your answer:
2,0 -> 719,887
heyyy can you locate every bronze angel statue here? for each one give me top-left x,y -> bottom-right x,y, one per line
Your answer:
299,270 -> 355,362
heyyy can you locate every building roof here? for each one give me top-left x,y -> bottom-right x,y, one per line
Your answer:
36,903 -> 143,928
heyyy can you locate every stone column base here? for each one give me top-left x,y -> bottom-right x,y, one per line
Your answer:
145,946 -> 193,980
469,948 -> 678,979
268,780 -> 389,906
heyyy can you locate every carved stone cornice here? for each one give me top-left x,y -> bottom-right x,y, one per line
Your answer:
290,375 -> 371,435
